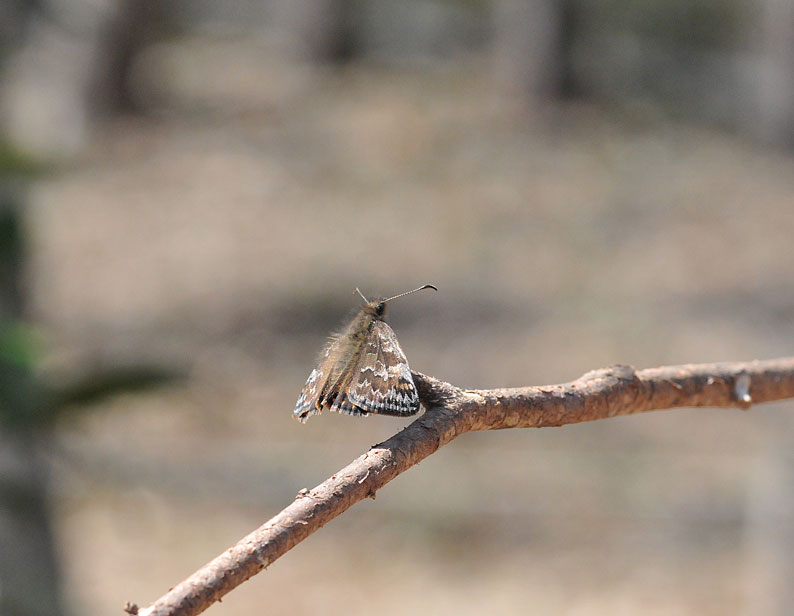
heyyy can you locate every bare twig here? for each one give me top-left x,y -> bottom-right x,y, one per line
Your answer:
135,357 -> 794,616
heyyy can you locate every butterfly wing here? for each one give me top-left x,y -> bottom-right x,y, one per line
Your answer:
293,340 -> 338,423
323,342 -> 369,418
347,320 -> 421,416
293,368 -> 326,423
294,332 -> 369,421
327,379 -> 368,417
294,310 -> 421,421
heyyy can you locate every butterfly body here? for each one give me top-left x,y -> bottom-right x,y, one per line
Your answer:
294,287 -> 435,423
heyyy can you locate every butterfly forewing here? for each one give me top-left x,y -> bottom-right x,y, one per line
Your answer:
347,320 -> 420,416
293,367 -> 324,422
293,342 -> 337,423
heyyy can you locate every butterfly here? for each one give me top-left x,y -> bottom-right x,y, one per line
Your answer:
293,284 -> 437,423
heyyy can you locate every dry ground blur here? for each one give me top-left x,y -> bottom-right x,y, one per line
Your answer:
25,38 -> 794,615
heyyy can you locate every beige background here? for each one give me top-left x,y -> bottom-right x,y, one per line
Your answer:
24,46 -> 794,615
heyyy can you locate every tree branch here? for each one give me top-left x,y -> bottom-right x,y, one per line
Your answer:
132,357 -> 794,616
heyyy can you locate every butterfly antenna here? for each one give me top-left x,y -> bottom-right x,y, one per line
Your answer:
383,284 -> 438,303
354,287 -> 369,303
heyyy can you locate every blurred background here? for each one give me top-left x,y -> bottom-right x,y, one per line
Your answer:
1,1 -> 794,615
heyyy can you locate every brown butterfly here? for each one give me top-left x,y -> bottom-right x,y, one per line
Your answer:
293,284 -> 437,423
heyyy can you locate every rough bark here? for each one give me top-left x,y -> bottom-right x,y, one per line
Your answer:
132,357 -> 794,616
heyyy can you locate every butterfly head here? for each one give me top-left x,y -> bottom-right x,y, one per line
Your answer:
362,299 -> 388,319
355,284 -> 436,320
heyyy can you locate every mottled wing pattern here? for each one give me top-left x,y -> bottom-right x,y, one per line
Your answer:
294,334 -> 370,421
293,343 -> 334,423
324,354 -> 369,417
347,320 -> 420,416
327,376 -> 369,417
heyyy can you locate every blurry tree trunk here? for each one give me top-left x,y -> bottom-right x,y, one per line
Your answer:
751,0 -> 794,146
0,193 -> 24,317
0,197 -> 63,616
0,430 -> 63,616
492,0 -> 569,102
88,0 -> 166,115
0,3 -> 102,157
0,0 -> 40,60
0,0 -> 167,156
274,0 -> 358,63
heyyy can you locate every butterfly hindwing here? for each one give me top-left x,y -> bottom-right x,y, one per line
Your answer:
325,364 -> 369,417
329,387 -> 368,417
347,320 -> 420,416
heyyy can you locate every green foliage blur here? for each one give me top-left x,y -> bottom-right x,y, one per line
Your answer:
0,179 -> 44,428
0,319 -> 45,427
0,145 -> 181,430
